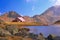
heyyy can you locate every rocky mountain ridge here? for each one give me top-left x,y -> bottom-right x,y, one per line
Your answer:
0,6 -> 60,25
33,6 -> 60,25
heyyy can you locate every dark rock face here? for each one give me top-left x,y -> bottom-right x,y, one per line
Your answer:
28,33 -> 38,39
37,33 -> 45,40
47,34 -> 56,40
47,35 -> 54,40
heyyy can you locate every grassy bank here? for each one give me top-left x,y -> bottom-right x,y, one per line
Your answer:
5,22 -> 42,26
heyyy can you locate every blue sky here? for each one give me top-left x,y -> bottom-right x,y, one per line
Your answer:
0,0 -> 58,16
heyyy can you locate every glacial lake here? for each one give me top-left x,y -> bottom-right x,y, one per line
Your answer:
25,25 -> 60,37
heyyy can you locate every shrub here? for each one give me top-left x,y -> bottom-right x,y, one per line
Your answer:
5,25 -> 19,35
0,28 -> 11,37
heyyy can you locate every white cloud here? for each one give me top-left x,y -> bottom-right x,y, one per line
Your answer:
32,6 -> 35,11
49,0 -> 60,6
55,0 -> 60,5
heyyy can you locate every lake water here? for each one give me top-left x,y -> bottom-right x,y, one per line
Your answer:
25,25 -> 60,37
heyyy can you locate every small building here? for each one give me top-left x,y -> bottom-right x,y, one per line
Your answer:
12,17 -> 25,22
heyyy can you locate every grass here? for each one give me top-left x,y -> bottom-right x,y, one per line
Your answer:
4,22 -> 42,26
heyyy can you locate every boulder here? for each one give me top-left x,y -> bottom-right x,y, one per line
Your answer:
15,28 -> 30,37
47,34 -> 56,40
37,33 -> 45,40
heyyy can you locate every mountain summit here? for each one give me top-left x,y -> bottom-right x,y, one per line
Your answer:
33,6 -> 60,25
42,6 -> 60,16
0,11 -> 21,22
0,11 -> 35,22
42,6 -> 60,23
1,11 -> 21,18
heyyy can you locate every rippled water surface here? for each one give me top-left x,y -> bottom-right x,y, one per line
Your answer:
25,25 -> 60,37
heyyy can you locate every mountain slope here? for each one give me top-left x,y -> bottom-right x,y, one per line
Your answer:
33,6 -> 60,25
0,11 -> 21,22
23,16 -> 36,22
1,11 -> 21,18
0,11 -> 35,22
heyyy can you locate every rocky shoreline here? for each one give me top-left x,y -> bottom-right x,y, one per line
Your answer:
0,25 -> 60,40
